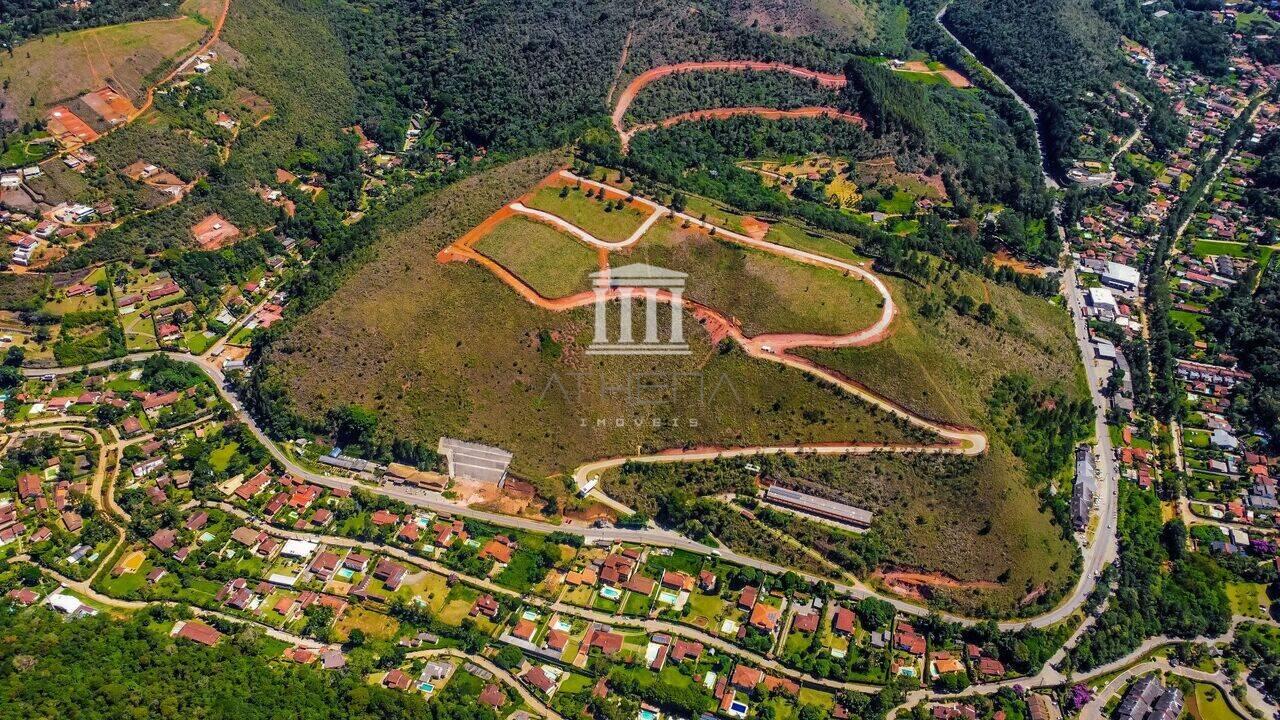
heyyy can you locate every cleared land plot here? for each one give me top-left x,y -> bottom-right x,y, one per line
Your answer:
624,218 -> 884,336
798,273 -> 1084,427
524,185 -> 651,244
1225,582 -> 1269,619
473,216 -> 599,298
265,154 -> 924,479
1191,239 -> 1275,265
0,16 -> 209,123
764,223 -> 865,263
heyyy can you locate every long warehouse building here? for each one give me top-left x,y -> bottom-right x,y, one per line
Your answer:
764,485 -> 873,527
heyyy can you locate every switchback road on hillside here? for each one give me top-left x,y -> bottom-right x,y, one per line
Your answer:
609,60 -> 857,151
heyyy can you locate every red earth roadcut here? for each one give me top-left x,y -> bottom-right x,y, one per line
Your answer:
438,168 -> 989,497
611,60 -> 862,151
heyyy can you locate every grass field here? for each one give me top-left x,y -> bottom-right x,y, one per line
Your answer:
1226,582 -> 1269,619
524,185 -> 651,243
0,13 -> 209,123
474,216 -> 599,298
267,154 -> 926,479
333,606 -> 400,642
764,222 -> 865,263
1190,684 -> 1246,720
623,218 -> 885,336
1191,239 -> 1275,265
1170,309 -> 1205,335
798,273 -> 1084,427
774,270 -> 1085,614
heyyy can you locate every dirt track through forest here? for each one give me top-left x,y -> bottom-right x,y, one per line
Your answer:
610,60 -> 857,151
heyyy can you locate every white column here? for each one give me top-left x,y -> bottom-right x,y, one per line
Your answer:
669,288 -> 684,344
644,287 -> 660,344
617,287 -> 633,344
592,287 -> 609,344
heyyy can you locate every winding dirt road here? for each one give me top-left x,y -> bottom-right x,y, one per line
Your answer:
441,168 -> 988,497
610,60 -> 859,151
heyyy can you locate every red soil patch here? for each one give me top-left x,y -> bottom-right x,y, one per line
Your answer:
740,215 -> 770,240
875,570 -> 1000,601
613,60 -> 847,133
80,85 -> 138,125
992,249 -> 1049,277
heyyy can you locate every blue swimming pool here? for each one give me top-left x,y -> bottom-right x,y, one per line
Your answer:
337,568 -> 356,580
419,682 -> 435,694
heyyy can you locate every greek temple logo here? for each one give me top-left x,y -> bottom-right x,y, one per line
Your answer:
587,263 -> 690,355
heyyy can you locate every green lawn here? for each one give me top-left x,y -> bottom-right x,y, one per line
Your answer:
209,443 -> 240,472
622,591 -> 652,616
0,133 -> 53,169
1190,684 -> 1246,720
474,216 -> 598,298
1170,309 -> 1205,335
524,185 -> 651,243
1226,582 -> 1269,619
184,330 -> 214,354
1192,239 -> 1275,265
645,549 -> 705,575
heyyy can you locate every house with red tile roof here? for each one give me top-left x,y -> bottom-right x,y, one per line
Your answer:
731,664 -> 764,691
523,667 -> 557,695
172,620 -> 222,647
793,611 -> 820,633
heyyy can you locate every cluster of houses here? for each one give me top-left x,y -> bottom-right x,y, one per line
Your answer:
0,427 -> 96,559
1116,673 -> 1183,720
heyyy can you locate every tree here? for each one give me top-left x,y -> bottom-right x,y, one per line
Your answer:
855,597 -> 894,630
494,645 -> 524,670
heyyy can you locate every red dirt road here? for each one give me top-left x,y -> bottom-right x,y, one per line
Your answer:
621,106 -> 866,151
438,169 -> 989,494
611,60 -> 854,150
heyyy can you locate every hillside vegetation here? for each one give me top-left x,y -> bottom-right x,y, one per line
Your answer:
254,155 -> 930,480
0,607 -> 469,720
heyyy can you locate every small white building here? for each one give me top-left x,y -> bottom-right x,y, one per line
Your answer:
1102,261 -> 1141,292
1087,286 -> 1118,314
280,539 -> 318,559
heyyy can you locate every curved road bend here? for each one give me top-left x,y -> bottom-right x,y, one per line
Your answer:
199,500 -> 886,695
17,198 -> 1114,633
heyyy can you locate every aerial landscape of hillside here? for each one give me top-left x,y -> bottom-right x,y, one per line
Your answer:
2,0 -> 1280,718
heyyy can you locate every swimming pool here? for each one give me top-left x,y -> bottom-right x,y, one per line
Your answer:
522,610 -> 540,621
199,532 -> 215,543
730,702 -> 748,714
599,586 -> 622,600
657,590 -> 678,605
638,710 -> 658,720
337,568 -> 356,580
419,682 -> 435,694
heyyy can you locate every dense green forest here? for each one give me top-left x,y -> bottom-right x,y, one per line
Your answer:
1208,265 -> 1280,450
942,0 -> 1202,170
0,606 -> 487,720
623,70 -> 842,124
1065,484 -> 1231,671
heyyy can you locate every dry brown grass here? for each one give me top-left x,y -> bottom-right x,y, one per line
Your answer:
0,14 -> 208,122
265,153 -> 927,479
